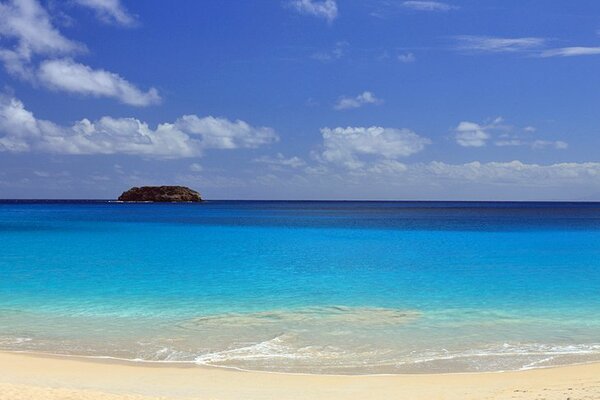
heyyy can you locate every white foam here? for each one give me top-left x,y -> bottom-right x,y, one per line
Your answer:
0,337 -> 32,345
194,334 -> 333,364
393,342 -> 600,368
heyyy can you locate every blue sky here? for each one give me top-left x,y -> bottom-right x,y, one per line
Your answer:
1,0 -> 600,200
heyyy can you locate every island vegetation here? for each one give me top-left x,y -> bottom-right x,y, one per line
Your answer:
117,186 -> 202,202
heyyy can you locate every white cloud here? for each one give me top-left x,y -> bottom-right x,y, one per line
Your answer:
303,165 -> 328,176
0,0 -> 159,106
312,159 -> 600,186
456,118 -> 567,150
532,140 -> 568,150
311,41 -> 347,62
401,1 -> 456,11
422,161 -> 599,185
74,0 -> 136,26
367,159 -> 408,174
540,46 -> 600,57
0,0 -> 83,78
244,158 -> 600,198
0,95 -> 278,156
189,163 -> 203,172
38,59 -> 161,106
0,0 -> 82,56
455,35 -> 546,53
494,139 -> 524,147
288,0 -> 337,23
175,115 -> 278,150
254,153 -> 306,168
397,52 -> 416,63
495,137 -> 568,150
320,126 -> 430,169
0,47 -> 33,79
454,121 -> 491,147
334,91 -> 382,110
455,36 -> 600,58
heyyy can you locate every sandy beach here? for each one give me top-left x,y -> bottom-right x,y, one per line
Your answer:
0,352 -> 599,400
2,0 -> 600,398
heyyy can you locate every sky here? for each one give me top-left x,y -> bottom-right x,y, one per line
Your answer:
1,0 -> 600,200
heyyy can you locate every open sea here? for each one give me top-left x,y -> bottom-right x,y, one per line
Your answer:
1,200 -> 600,374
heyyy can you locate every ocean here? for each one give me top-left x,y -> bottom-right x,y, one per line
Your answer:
1,200 -> 600,374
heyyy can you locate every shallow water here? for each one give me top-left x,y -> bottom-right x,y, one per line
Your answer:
1,200 -> 600,374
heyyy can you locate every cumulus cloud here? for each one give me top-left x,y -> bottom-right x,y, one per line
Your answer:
74,0 -> 136,26
454,121 -> 491,147
334,91 -> 382,110
540,46 -> 600,57
175,115 -> 278,150
38,59 -> 160,106
0,95 -> 278,156
454,35 -> 546,53
254,153 -> 306,168
288,0 -> 338,23
320,126 -> 430,169
401,1 -> 456,11
0,0 -> 159,106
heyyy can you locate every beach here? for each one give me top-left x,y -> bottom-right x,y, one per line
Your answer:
1,351 -> 599,400
2,0 -> 599,397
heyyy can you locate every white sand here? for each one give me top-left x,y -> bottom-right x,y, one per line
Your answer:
1,351 -> 599,399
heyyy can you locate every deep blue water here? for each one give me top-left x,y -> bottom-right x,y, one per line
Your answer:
1,201 -> 600,373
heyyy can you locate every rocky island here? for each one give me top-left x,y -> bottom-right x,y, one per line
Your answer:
118,186 -> 202,202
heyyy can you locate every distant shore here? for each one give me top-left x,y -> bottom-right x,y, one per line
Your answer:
1,351 -> 599,400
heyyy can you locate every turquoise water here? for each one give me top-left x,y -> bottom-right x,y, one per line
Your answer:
1,201 -> 600,373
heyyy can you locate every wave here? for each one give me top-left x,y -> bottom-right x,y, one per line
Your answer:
3,337 -> 600,374
188,338 -> 600,374
0,337 -> 32,346
194,333 -> 337,364
394,343 -> 600,366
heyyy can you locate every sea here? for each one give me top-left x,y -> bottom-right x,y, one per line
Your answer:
1,200 -> 600,374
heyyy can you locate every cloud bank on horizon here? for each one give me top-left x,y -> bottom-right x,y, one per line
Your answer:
0,0 -> 599,200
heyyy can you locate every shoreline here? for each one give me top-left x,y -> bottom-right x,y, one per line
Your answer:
1,351 -> 600,399
3,349 -> 600,377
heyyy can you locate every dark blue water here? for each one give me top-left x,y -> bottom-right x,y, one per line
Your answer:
1,201 -> 600,373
